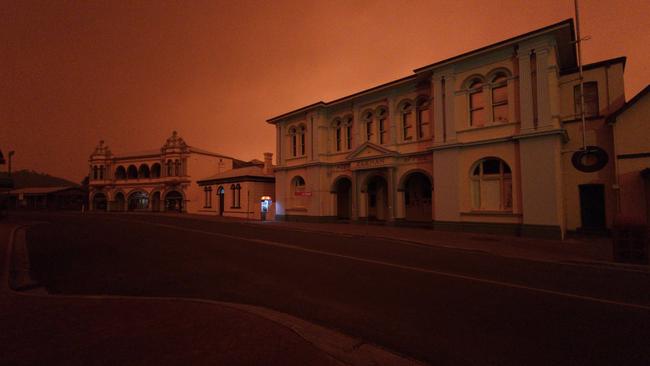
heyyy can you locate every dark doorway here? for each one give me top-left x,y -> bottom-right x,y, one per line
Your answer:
128,191 -> 149,211
113,192 -> 125,211
367,175 -> 388,221
92,193 -> 107,211
579,184 -> 606,229
165,191 -> 183,212
404,172 -> 432,222
335,178 -> 352,219
218,187 -> 225,216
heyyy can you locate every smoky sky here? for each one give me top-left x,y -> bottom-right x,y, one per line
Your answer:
2,0 -> 649,182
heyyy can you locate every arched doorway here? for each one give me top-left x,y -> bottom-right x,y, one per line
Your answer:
217,186 -> 225,215
334,177 -> 352,219
128,191 -> 149,211
366,175 -> 388,221
92,193 -> 107,211
114,192 -> 126,211
165,191 -> 183,212
151,191 -> 161,212
403,172 -> 432,221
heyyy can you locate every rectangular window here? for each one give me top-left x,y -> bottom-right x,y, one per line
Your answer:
417,109 -> 430,139
346,125 -> 352,149
300,133 -> 305,156
492,84 -> 508,122
366,121 -> 373,142
574,82 -> 599,118
291,135 -> 297,157
469,91 -> 485,125
336,128 -> 341,151
403,112 -> 412,140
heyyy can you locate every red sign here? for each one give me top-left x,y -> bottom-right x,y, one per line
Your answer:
295,191 -> 312,196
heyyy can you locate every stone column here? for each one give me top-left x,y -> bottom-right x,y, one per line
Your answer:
351,170 -> 359,220
433,76 -> 445,143
387,167 -> 395,221
535,47 -> 552,129
443,74 -> 456,141
518,48 -> 535,131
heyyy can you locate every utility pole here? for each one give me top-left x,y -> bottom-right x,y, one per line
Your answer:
574,0 -> 590,152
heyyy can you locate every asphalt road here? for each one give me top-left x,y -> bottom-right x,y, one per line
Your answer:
19,212 -> 650,366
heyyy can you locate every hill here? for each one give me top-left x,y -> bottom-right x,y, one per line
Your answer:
0,169 -> 79,189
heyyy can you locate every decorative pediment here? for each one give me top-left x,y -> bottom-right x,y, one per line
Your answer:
91,140 -> 111,158
162,131 -> 188,152
346,142 -> 397,160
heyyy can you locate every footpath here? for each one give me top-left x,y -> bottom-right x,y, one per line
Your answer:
0,221 -> 424,366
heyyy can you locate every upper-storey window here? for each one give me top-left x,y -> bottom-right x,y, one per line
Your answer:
400,101 -> 413,141
344,116 -> 353,150
469,79 -> 485,125
333,119 -> 342,152
363,111 -> 373,142
470,157 -> 512,211
289,126 -> 297,157
115,166 -> 126,180
574,81 -> 599,118
166,160 -> 173,176
299,125 -> 306,156
377,107 -> 388,144
93,166 -> 98,180
174,159 -> 181,176
491,74 -> 508,122
416,97 -> 430,139
99,166 -> 104,180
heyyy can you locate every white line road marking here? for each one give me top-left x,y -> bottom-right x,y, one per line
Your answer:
105,217 -> 650,312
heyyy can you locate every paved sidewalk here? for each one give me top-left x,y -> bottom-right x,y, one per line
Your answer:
0,222 -> 423,366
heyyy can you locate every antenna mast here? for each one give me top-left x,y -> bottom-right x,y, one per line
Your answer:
575,0 -> 587,151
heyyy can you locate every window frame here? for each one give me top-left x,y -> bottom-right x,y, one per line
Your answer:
416,97 -> 431,140
470,158 -> 513,211
468,79 -> 485,126
490,74 -> 509,123
400,101 -> 413,141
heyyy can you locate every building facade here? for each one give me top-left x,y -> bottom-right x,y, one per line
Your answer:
268,19 -> 636,239
88,132 -> 238,213
196,153 -> 275,220
607,85 -> 650,226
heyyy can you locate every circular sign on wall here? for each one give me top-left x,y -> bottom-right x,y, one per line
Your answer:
571,146 -> 609,173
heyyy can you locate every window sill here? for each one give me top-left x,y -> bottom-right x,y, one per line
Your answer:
285,155 -> 308,161
461,210 -> 520,217
457,121 -> 519,133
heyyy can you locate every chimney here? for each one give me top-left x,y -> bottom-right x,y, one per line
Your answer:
263,152 -> 273,175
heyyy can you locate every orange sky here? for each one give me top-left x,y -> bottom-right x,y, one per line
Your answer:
2,0 -> 649,182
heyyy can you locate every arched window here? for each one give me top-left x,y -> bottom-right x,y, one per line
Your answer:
166,160 -> 173,176
416,97 -> 430,139
115,166 -> 126,180
93,166 -> 98,180
363,111 -> 373,142
344,116 -> 353,150
470,158 -> 512,211
127,165 -> 138,179
333,119 -> 342,152
491,73 -> 508,122
377,107 -> 388,144
289,127 -> 297,157
469,79 -> 485,125
99,166 -> 104,180
230,184 -> 236,207
138,164 -> 150,179
400,101 -> 413,141
299,125 -> 306,156
151,163 -> 161,178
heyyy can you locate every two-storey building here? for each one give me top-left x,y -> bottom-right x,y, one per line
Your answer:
267,19 -> 634,239
88,131 -> 239,213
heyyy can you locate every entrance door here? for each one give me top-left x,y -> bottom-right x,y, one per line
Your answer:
335,178 -> 352,219
579,184 -> 606,229
218,187 -> 225,216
